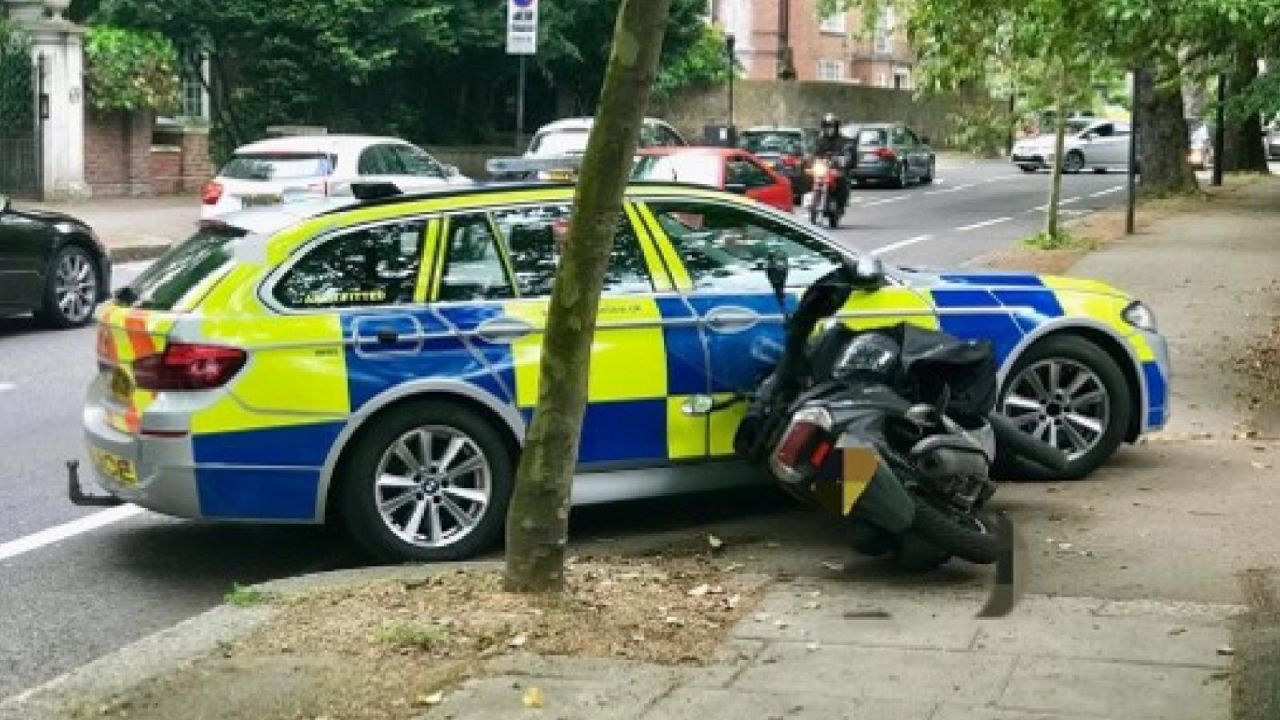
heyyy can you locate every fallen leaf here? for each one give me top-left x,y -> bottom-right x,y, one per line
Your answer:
522,687 -> 545,709
1058,543 -> 1074,551
508,633 -> 528,648
687,584 -> 711,597
806,642 -> 820,652
723,563 -> 744,572
415,691 -> 444,707
1217,646 -> 1235,657
773,619 -> 790,629
707,534 -> 725,550
664,615 -> 684,626
1250,461 -> 1271,470
820,561 -> 844,572
765,541 -> 782,548
1169,627 -> 1187,636
725,594 -> 741,609
803,601 -> 821,610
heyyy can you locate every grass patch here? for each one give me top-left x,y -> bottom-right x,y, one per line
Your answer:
1022,228 -> 1095,251
370,620 -> 451,650
224,583 -> 270,607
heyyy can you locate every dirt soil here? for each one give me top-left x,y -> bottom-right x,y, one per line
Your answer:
68,555 -> 765,720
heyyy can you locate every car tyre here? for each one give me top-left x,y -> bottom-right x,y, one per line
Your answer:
919,159 -> 935,184
1063,150 -> 1086,174
997,335 -> 1131,481
36,244 -> 100,329
340,400 -> 514,563
1018,165 -> 1039,173
889,161 -> 909,189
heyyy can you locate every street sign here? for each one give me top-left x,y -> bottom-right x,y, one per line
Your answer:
506,0 -> 538,55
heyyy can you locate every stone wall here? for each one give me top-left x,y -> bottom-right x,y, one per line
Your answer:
655,80 -> 997,148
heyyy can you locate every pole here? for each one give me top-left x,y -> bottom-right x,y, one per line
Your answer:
516,55 -> 527,151
1125,69 -> 1139,235
725,33 -> 736,147
1211,72 -> 1225,187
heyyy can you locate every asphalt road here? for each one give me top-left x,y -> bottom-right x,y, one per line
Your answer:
0,158 -> 1137,699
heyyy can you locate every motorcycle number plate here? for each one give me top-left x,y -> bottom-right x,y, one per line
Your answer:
841,447 -> 879,516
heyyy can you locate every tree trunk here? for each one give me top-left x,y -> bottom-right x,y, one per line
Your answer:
503,0 -> 672,594
1044,65 -> 1068,240
1136,66 -> 1198,196
1221,49 -> 1270,173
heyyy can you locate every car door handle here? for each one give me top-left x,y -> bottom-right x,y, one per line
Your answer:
704,306 -> 760,334
476,316 -> 535,344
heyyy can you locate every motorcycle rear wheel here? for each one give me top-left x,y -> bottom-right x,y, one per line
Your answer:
909,501 -> 1001,565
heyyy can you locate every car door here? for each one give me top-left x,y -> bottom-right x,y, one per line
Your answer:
434,201 -> 692,469
1084,123 -> 1123,166
726,154 -> 790,211
0,207 -> 52,310
902,128 -> 929,175
637,197 -> 937,456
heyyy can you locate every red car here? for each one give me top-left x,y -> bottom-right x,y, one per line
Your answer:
633,147 -> 794,212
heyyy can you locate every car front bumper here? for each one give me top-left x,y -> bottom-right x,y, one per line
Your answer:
1139,328 -> 1172,431
1011,152 -> 1054,169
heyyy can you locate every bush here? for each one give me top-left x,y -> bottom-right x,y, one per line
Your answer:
0,20 -> 32,134
947,104 -> 1012,158
84,26 -> 180,113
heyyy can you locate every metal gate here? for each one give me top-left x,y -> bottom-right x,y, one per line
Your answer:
0,39 -> 40,198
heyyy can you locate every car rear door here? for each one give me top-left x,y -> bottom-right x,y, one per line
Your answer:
726,154 -> 790,211
0,208 -> 51,308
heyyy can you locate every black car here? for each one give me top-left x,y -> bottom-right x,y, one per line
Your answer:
841,122 -> 937,188
0,196 -> 110,328
738,126 -> 817,202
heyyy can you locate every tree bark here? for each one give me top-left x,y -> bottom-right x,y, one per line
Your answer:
1044,64 -> 1068,241
1221,49 -> 1270,173
503,0 -> 672,594
1136,66 -> 1198,196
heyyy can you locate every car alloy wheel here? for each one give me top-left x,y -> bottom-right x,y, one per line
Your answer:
55,249 -> 97,324
373,424 -> 492,548
1002,358 -> 1110,460
1063,151 -> 1085,173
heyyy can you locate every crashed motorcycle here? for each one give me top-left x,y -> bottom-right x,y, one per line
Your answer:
806,156 -> 848,229
731,256 -> 1067,569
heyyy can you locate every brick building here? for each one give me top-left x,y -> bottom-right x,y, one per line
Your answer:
711,0 -> 915,89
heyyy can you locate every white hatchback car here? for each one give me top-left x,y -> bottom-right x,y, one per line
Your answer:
201,135 -> 471,219
1012,119 -> 1132,174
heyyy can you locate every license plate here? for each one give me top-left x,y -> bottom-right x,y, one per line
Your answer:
109,368 -> 133,401
546,170 -> 575,181
90,447 -> 139,486
240,194 -> 282,208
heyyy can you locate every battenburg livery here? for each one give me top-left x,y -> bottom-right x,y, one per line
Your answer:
82,182 -> 1170,561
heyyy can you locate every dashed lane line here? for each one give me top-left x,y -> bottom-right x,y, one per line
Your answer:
955,216 -> 1013,232
0,383 -> 13,393
870,234 -> 934,255
863,194 -> 910,207
1090,186 -> 1125,197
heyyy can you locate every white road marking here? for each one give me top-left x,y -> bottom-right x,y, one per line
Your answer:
870,234 -> 933,255
0,382 -> 13,393
924,183 -> 974,195
956,216 -> 1013,232
1090,186 -> 1125,197
1060,196 -> 1083,205
0,505 -> 145,563
863,194 -> 910,207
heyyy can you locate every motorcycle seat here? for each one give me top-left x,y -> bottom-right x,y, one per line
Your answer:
808,324 -> 857,382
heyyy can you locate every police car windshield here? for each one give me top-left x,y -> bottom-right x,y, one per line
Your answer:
221,153 -> 334,181
125,225 -> 246,310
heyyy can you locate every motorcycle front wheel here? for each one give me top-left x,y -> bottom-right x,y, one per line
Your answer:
909,501 -> 1002,565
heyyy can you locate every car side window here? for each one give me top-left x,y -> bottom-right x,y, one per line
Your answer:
437,214 -> 515,301
659,125 -> 684,147
647,201 -> 843,293
357,145 -> 398,175
273,220 -> 426,309
492,204 -> 654,297
726,158 -> 774,188
1092,124 -> 1115,138
891,127 -> 909,146
392,145 -> 446,178
904,129 -> 921,146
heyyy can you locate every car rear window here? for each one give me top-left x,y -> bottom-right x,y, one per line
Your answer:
123,226 -> 246,310
632,154 -> 721,187
856,129 -> 888,147
739,132 -> 802,156
219,153 -> 335,181
528,130 -> 589,156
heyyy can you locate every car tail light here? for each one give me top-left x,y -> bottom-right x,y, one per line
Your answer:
133,343 -> 247,391
771,406 -> 834,485
875,147 -> 897,160
201,180 -> 224,205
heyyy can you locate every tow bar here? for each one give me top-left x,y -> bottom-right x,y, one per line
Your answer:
67,460 -> 123,507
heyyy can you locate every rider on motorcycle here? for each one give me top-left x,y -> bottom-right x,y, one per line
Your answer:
814,113 -> 853,210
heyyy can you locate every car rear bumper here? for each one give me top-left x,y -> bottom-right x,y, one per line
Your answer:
848,161 -> 897,180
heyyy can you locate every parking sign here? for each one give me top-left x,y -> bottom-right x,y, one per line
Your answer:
507,0 -> 538,55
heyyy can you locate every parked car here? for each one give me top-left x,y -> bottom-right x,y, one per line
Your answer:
1188,121 -> 1213,170
515,117 -> 689,181
1267,120 -> 1280,161
201,135 -> 470,219
1011,118 -> 1131,173
737,126 -> 816,202
82,181 -> 1169,562
0,195 -> 110,328
632,147 -> 794,212
841,122 -> 937,188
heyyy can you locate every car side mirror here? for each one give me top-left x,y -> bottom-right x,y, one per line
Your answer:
444,164 -> 460,178
851,256 -> 886,290
724,182 -> 748,195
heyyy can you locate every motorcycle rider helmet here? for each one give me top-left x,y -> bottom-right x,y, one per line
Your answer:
832,332 -> 901,383
820,113 -> 840,139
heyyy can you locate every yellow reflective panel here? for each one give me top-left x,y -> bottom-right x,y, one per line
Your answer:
709,393 -> 746,457
633,204 -> 693,290
836,287 -> 939,331
506,296 -> 667,407
666,396 -> 707,460
624,203 -> 674,293
414,219 -> 442,303
841,447 -> 879,515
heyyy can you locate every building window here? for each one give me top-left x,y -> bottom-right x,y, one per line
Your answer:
894,71 -> 910,90
873,9 -> 894,54
159,54 -> 211,125
818,11 -> 846,34
818,59 -> 846,82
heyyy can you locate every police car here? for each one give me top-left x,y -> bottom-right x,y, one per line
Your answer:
82,181 -> 1169,562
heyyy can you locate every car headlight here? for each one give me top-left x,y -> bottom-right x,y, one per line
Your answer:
1122,300 -> 1157,332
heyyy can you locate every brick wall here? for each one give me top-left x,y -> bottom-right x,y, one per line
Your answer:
84,109 -> 152,196
149,146 -> 182,195
154,126 -> 213,194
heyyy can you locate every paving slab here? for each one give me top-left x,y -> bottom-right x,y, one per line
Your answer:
998,655 -> 1231,719
732,641 -> 1017,705
419,673 -> 674,720
642,686 -> 936,720
931,704 -> 1108,720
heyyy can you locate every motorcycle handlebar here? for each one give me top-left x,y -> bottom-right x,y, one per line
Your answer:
987,412 -> 1070,472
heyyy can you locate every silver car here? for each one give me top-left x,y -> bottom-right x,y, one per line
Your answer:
1012,119 -> 1132,174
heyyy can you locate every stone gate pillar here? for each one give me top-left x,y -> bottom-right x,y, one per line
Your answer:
6,0 -> 87,199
